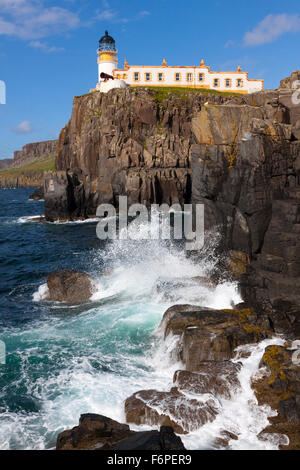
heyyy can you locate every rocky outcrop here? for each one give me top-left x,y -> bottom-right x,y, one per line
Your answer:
0,171 -> 46,189
46,270 -> 94,304
280,71 -> 300,89
0,140 -> 57,189
191,86 -> 300,319
124,303 -> 300,448
29,186 -> 44,200
12,140 -> 57,169
253,344 -> 300,449
56,414 -> 185,450
44,88 -> 248,221
124,304 -> 272,434
0,158 -> 13,169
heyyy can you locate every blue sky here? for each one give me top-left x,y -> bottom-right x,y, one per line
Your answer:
0,0 -> 299,159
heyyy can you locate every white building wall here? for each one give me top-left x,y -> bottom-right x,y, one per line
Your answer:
98,59 -> 118,82
114,66 -> 263,94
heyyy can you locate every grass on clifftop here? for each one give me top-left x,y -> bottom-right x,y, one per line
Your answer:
134,86 -> 242,104
0,155 -> 55,175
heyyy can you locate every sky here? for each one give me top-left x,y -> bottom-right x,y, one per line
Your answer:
0,0 -> 299,159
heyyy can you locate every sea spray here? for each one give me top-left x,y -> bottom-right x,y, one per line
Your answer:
1,189 -> 242,449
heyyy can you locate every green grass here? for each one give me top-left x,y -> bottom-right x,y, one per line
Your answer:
0,155 -> 55,175
134,86 -> 242,105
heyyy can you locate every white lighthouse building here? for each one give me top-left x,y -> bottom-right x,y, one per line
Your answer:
93,31 -> 264,94
93,31 -> 128,93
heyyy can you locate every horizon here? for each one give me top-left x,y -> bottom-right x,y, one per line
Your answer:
0,0 -> 300,159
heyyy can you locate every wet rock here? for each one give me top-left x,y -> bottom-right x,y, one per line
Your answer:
174,361 -> 242,400
113,426 -> 185,451
252,344 -> 300,449
213,430 -> 239,449
46,270 -> 94,304
29,186 -> 44,200
161,305 -> 271,367
125,388 -> 219,434
56,414 -> 185,450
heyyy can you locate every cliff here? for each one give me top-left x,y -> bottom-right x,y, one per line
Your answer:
0,140 -> 57,188
0,158 -> 13,169
44,88 -> 250,220
44,80 -> 300,318
12,140 -> 57,169
44,78 -> 300,449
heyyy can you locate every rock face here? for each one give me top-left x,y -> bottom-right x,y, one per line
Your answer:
29,186 -> 44,200
44,88 -> 247,221
280,70 -> 300,89
0,171 -> 46,189
253,344 -> 300,449
46,270 -> 94,303
191,86 -> 300,322
0,158 -> 13,169
56,414 -> 185,450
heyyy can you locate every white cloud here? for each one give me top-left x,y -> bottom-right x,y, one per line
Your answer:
95,8 -> 150,24
244,13 -> 300,46
96,9 -> 118,21
0,0 -> 79,41
12,120 -> 33,134
29,40 -> 65,53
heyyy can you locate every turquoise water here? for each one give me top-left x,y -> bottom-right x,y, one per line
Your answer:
0,189 -> 241,450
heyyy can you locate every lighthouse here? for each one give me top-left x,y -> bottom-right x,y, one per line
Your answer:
92,31 -> 129,93
98,31 -> 118,81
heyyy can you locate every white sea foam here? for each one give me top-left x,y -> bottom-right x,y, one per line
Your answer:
33,283 -> 49,302
16,215 -> 44,223
181,337 -> 288,450
3,213 -> 250,450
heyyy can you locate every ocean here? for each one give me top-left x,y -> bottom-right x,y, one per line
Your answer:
0,188 -> 284,450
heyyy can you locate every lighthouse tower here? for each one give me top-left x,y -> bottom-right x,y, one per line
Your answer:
92,31 -> 128,93
98,31 -> 118,81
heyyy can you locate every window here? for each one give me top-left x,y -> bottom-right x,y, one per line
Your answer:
145,72 -> 151,82
225,78 -> 231,88
199,73 -> 204,82
186,73 -> 193,82
237,79 -> 243,88
134,72 -> 140,81
158,72 -> 164,82
175,72 -> 181,82
213,78 -> 219,87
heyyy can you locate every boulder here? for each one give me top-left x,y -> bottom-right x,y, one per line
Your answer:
174,361 -> 242,400
46,270 -> 94,303
56,414 -> 185,450
160,305 -> 271,368
29,186 -> 44,200
125,388 -> 219,434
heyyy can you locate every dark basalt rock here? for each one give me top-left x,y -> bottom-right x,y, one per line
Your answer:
161,305 -> 271,367
125,388 -> 219,434
174,361 -> 242,400
46,270 -> 94,304
29,186 -> 44,200
56,414 -> 185,450
253,344 -> 300,450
